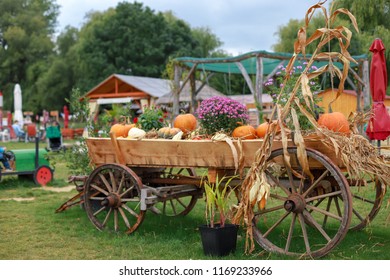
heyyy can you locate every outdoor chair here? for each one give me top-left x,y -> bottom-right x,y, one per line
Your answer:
25,124 -> 37,142
0,129 -> 10,142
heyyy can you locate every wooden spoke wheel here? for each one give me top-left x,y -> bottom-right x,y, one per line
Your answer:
252,147 -> 352,258
84,164 -> 146,234
348,175 -> 386,230
150,167 -> 199,216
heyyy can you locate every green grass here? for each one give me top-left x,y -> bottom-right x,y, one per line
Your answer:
1,140 -> 390,260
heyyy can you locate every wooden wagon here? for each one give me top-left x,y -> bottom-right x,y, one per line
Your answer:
59,134 -> 385,258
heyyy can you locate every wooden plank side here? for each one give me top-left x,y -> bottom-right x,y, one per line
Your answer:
86,138 -> 116,166
118,139 -> 240,168
85,137 -> 342,168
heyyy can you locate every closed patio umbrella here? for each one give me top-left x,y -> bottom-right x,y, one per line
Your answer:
366,38 -> 390,146
13,83 -> 24,126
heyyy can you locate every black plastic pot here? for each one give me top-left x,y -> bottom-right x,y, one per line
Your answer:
199,223 -> 239,257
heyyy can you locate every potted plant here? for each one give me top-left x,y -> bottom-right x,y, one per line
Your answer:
199,174 -> 239,257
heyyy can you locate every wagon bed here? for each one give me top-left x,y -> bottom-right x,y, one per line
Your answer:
86,136 -> 343,169
58,135 -> 385,259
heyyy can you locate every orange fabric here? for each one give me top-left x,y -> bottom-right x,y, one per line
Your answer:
26,124 -> 37,137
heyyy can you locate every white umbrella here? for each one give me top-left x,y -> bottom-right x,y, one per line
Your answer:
13,83 -> 24,126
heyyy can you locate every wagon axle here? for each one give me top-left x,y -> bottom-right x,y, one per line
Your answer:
101,193 -> 121,208
284,193 -> 306,213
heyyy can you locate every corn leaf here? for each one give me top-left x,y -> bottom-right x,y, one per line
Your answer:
300,73 -> 315,110
291,107 -> 313,181
330,8 -> 359,33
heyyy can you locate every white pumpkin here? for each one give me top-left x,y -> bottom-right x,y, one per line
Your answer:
127,127 -> 146,139
171,131 -> 184,140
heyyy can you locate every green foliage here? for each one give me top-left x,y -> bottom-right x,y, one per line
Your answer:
191,26 -> 222,57
94,104 -> 134,137
0,0 -> 59,112
66,88 -> 89,125
264,62 -> 323,130
72,2 -> 203,91
64,140 -> 93,176
137,106 -> 168,131
0,1 -> 223,113
333,0 -> 390,93
333,0 -> 390,31
62,88 -> 92,175
202,175 -> 237,228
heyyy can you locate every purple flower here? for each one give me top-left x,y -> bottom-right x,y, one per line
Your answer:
197,96 -> 249,134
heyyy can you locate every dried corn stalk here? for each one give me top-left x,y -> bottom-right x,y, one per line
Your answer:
233,0 -> 363,253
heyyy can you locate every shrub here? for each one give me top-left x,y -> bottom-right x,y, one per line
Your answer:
137,106 -> 168,131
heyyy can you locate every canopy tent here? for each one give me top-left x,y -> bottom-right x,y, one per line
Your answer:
171,50 -> 369,118
175,50 -> 367,75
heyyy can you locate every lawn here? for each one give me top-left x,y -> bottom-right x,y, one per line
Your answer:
1,139 -> 390,260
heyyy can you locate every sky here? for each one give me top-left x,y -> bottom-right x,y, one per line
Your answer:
56,0 -> 328,55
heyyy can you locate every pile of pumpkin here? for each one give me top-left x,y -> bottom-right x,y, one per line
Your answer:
109,111 -> 350,140
109,113 -> 198,140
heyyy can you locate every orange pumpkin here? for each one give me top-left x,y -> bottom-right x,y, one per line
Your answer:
317,112 -> 350,134
256,122 -> 270,138
110,123 -> 127,137
173,114 -> 197,135
232,125 -> 257,139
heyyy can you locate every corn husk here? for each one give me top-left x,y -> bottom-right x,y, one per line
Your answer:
232,1 -> 371,254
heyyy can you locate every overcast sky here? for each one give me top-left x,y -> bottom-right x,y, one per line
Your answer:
56,0 -> 327,55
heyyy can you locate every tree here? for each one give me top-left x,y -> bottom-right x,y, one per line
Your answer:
0,0 -> 59,112
72,2 -> 204,92
191,26 -> 222,57
333,0 -> 390,31
27,26 -> 80,112
332,0 -> 390,89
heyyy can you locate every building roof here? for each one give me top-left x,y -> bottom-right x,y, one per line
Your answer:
85,74 -> 226,104
227,94 -> 273,104
156,81 -> 225,104
114,74 -> 171,98
84,74 -> 172,101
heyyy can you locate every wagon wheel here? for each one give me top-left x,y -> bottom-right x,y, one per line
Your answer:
348,175 -> 386,230
84,163 -> 146,234
151,167 -> 199,216
252,147 -> 352,258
